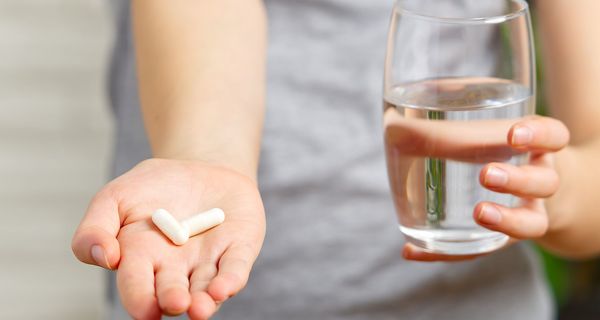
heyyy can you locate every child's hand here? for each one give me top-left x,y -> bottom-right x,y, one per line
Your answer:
72,159 -> 265,319
400,116 -> 570,261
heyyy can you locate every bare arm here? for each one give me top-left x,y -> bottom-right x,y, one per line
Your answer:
536,0 -> 600,143
133,0 -> 267,179
534,0 -> 600,258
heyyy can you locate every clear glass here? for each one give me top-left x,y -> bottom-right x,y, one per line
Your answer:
383,0 -> 535,255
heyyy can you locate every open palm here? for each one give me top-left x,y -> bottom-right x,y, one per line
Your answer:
72,159 -> 265,319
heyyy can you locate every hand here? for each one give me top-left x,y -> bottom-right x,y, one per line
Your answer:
400,116 -> 570,262
71,159 -> 265,319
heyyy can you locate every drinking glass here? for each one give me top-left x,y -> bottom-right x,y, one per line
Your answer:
383,0 -> 535,255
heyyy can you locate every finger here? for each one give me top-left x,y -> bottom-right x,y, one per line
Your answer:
508,116 -> 570,152
208,244 -> 257,302
155,263 -> 192,316
384,112 -> 517,163
188,263 -> 218,320
474,202 -> 548,239
117,257 -> 161,320
480,163 -> 559,198
401,243 -> 486,262
71,189 -> 121,269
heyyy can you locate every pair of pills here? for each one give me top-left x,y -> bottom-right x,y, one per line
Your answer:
152,208 -> 225,245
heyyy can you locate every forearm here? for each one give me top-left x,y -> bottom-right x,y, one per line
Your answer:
534,0 -> 600,258
535,0 -> 600,144
132,0 -> 267,180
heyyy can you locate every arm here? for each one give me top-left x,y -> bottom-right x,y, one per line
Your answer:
72,1 -> 267,319
134,0 -> 266,179
532,0 -> 600,258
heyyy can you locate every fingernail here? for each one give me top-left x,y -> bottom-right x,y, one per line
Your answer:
478,205 -> 502,225
485,166 -> 508,187
512,126 -> 533,146
91,245 -> 111,269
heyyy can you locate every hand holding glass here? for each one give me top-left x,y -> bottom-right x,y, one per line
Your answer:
383,0 -> 535,255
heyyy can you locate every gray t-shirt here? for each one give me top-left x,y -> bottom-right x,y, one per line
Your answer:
107,1 -> 552,319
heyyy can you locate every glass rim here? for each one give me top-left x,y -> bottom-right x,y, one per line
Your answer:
396,0 -> 529,25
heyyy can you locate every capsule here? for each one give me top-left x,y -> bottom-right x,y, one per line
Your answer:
151,208 -> 225,246
151,208 -> 189,245
181,208 -> 225,236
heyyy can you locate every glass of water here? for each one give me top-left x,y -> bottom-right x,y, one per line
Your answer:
383,0 -> 535,255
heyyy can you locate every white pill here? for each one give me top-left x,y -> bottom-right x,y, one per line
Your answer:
151,208 -> 225,246
181,208 -> 225,237
152,209 -> 189,245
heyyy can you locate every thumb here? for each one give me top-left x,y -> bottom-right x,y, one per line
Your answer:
72,189 -> 121,269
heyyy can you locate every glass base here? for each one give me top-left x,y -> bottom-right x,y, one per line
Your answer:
400,226 -> 509,255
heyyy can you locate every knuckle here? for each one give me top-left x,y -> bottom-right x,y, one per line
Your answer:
548,171 -> 560,191
537,169 -> 560,197
527,214 -> 549,238
225,270 -> 246,286
532,221 -> 549,238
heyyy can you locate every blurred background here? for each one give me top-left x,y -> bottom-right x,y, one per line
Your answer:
0,1 -> 599,319
0,1 -> 110,319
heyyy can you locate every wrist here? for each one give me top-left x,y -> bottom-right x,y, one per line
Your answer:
153,147 -> 259,183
